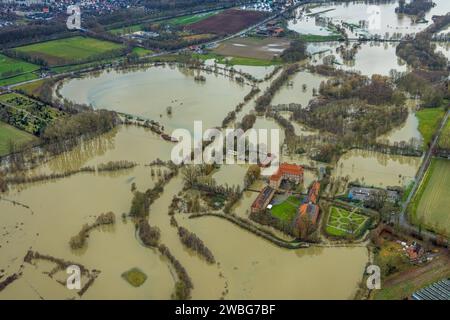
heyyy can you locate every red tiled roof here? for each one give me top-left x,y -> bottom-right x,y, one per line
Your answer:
251,186 -> 275,211
270,163 -> 304,181
308,181 -> 320,204
299,203 -> 319,225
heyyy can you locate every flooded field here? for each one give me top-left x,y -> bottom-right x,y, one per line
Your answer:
309,41 -> 407,76
0,124 -> 369,299
204,59 -> 276,80
377,110 -> 422,146
296,0 -> 450,37
59,65 -> 248,133
271,71 -> 325,106
334,149 -> 422,188
180,216 -> 368,299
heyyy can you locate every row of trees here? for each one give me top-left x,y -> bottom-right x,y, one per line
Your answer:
138,219 -> 161,247
69,212 -> 116,249
177,226 -> 215,263
255,64 -> 299,112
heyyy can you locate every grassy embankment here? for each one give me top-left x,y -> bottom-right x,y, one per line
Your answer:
416,107 -> 445,149
193,52 -> 280,66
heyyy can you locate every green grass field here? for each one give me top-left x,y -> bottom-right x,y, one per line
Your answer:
410,158 -> 450,236
416,107 -> 445,149
14,36 -> 124,66
132,47 -> 154,57
0,53 -> 39,78
270,196 -> 302,222
438,116 -> 450,150
0,121 -> 36,156
325,206 -> 369,237
110,24 -> 142,35
0,53 -> 40,86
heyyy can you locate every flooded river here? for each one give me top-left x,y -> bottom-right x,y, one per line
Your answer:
0,124 -> 369,299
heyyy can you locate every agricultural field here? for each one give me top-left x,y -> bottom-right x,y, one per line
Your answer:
13,36 -> 125,67
213,37 -> 290,61
0,121 -> 36,156
0,93 -> 63,135
0,54 -> 40,86
270,195 -> 302,222
416,107 -> 445,148
325,206 -> 370,237
410,158 -> 450,236
186,9 -> 267,35
165,11 -> 222,26
110,24 -> 143,35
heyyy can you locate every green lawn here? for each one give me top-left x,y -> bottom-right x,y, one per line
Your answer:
325,206 -> 369,238
409,158 -> 450,236
132,47 -> 154,57
14,36 -> 124,66
416,107 -> 445,149
271,196 -> 302,222
0,121 -> 36,156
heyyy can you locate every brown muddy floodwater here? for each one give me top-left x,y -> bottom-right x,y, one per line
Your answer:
59,65 -> 249,133
1,125 -> 369,299
377,110 -> 422,146
334,149 -> 422,188
271,71 -> 325,107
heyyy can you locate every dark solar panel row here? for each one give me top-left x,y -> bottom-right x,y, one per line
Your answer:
412,279 -> 450,300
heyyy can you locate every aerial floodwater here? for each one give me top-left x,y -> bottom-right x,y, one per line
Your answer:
1,0 -> 449,304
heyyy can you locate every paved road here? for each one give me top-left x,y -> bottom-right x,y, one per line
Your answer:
399,109 -> 450,241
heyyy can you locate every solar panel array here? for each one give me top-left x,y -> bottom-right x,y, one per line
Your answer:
412,279 -> 450,300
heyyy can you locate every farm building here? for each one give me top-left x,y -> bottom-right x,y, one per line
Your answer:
348,187 -> 400,203
297,181 -> 321,232
412,279 -> 450,300
269,163 -> 304,188
251,186 -> 276,213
